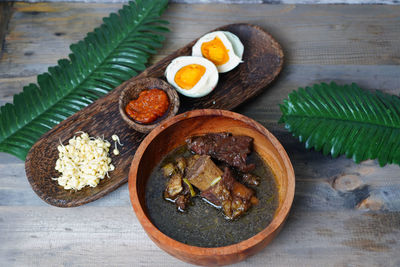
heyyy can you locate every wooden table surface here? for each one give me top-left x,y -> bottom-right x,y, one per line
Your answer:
1,2 -> 400,266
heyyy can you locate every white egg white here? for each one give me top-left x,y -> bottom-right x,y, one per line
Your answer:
192,31 -> 244,73
165,56 -> 219,98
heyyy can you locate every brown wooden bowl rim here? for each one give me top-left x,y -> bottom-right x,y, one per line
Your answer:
118,77 -> 180,133
128,109 -> 295,256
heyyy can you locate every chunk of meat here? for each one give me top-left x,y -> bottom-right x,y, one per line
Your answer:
232,180 -> 254,200
201,167 -> 258,219
242,173 -> 260,186
175,194 -> 190,212
201,175 -> 232,207
164,173 -> 183,199
162,157 -> 191,211
186,155 -> 223,191
162,163 -> 175,177
186,154 -> 200,170
175,157 -> 186,174
186,132 -> 255,172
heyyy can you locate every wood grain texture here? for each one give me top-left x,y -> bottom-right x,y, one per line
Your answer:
1,3 -> 400,267
0,2 -> 13,57
24,23 -> 284,207
1,3 -> 400,105
10,0 -> 400,4
1,207 -> 399,266
129,109 -> 295,265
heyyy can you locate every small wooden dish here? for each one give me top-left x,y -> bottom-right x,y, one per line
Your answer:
129,109 -> 295,266
119,78 -> 180,133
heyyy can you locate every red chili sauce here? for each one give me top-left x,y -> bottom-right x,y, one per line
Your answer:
125,88 -> 170,124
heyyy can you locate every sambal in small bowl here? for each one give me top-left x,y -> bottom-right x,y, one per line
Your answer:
119,77 -> 180,133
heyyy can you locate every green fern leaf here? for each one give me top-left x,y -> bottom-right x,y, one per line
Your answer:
279,82 -> 400,167
0,0 -> 169,160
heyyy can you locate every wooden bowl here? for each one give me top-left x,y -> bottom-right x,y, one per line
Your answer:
128,109 -> 295,266
119,78 -> 180,133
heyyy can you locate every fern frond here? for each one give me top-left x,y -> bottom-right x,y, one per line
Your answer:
279,82 -> 400,166
0,0 -> 169,160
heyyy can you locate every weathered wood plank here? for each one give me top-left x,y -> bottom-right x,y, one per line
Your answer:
0,2 -> 13,57
10,0 -> 400,4
0,3 -> 400,104
1,3 -> 399,92
0,207 -> 399,266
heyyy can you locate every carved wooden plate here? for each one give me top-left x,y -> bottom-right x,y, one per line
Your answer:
25,23 -> 284,207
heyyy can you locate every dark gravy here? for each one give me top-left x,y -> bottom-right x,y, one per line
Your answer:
145,145 -> 278,247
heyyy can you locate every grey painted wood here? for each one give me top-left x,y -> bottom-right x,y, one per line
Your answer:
0,3 -> 13,55
1,207 -> 399,266
2,4 -> 400,103
11,0 -> 400,5
0,2 -> 400,266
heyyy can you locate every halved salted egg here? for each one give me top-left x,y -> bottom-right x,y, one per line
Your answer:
165,56 -> 218,98
192,31 -> 244,73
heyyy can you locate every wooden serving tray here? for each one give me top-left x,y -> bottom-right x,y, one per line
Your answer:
25,23 -> 284,207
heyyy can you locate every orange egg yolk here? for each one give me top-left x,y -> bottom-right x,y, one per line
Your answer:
201,37 -> 230,66
174,64 -> 206,90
